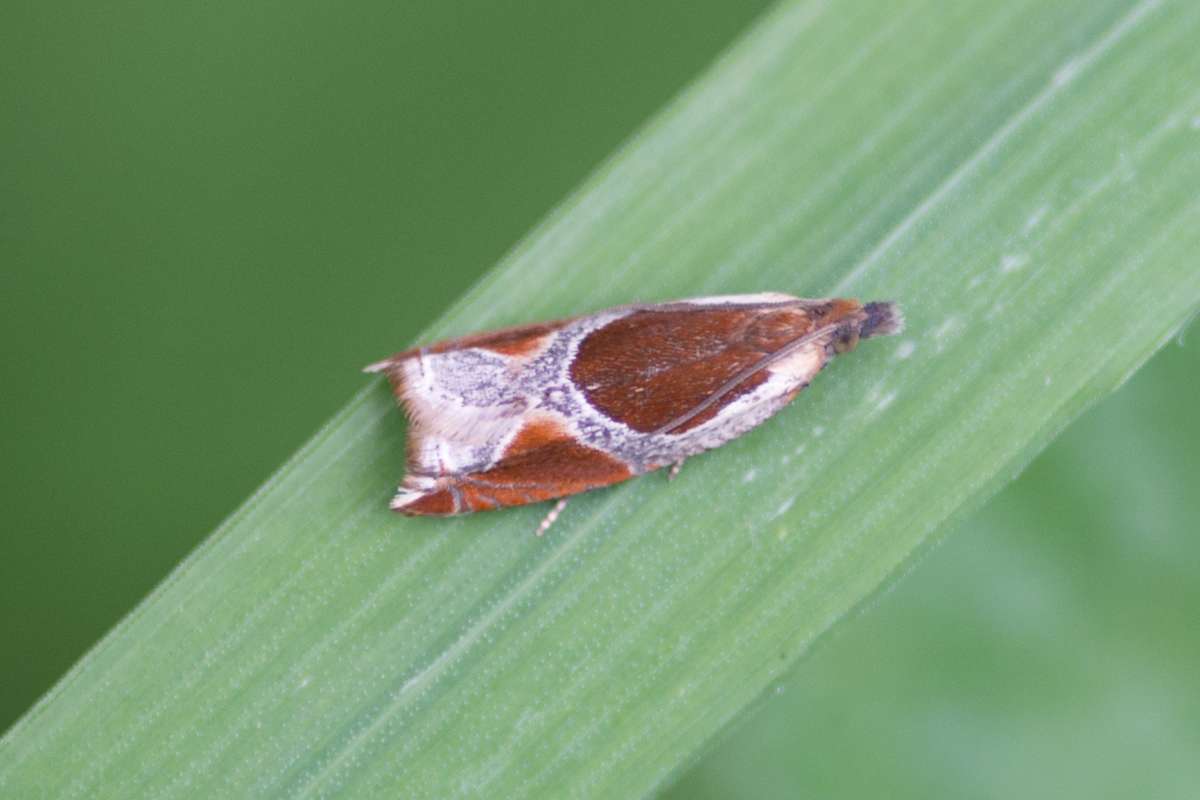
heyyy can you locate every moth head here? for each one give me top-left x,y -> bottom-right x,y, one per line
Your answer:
824,299 -> 903,354
832,325 -> 861,354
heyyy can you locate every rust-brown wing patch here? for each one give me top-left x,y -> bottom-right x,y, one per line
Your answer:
462,441 -> 632,509
501,416 -> 572,458
460,418 -> 632,511
570,305 -> 830,433
393,417 -> 634,515
396,488 -> 458,516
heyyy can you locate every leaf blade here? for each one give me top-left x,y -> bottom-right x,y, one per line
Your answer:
4,0 -> 1200,797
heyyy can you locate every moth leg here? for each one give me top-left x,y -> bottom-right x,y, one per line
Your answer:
668,459 -> 686,481
536,498 -> 569,537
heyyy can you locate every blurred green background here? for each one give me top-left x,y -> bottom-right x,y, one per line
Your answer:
2,1 -> 1197,797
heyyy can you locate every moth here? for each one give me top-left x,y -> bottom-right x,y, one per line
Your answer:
366,293 -> 902,533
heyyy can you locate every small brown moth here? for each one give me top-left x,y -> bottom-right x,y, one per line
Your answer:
367,293 -> 903,533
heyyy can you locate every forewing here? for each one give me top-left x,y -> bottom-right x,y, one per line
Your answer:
455,417 -> 633,509
364,316 -> 576,372
366,320 -> 575,471
569,303 -> 821,433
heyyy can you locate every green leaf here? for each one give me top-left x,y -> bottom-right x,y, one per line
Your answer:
3,0 -> 1199,797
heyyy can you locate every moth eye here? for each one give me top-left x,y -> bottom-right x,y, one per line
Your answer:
833,328 -> 860,354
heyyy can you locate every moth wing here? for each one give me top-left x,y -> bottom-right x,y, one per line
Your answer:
570,300 -> 838,434
463,416 -> 633,506
366,318 -> 579,471
363,316 -> 577,372
395,416 -> 633,515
